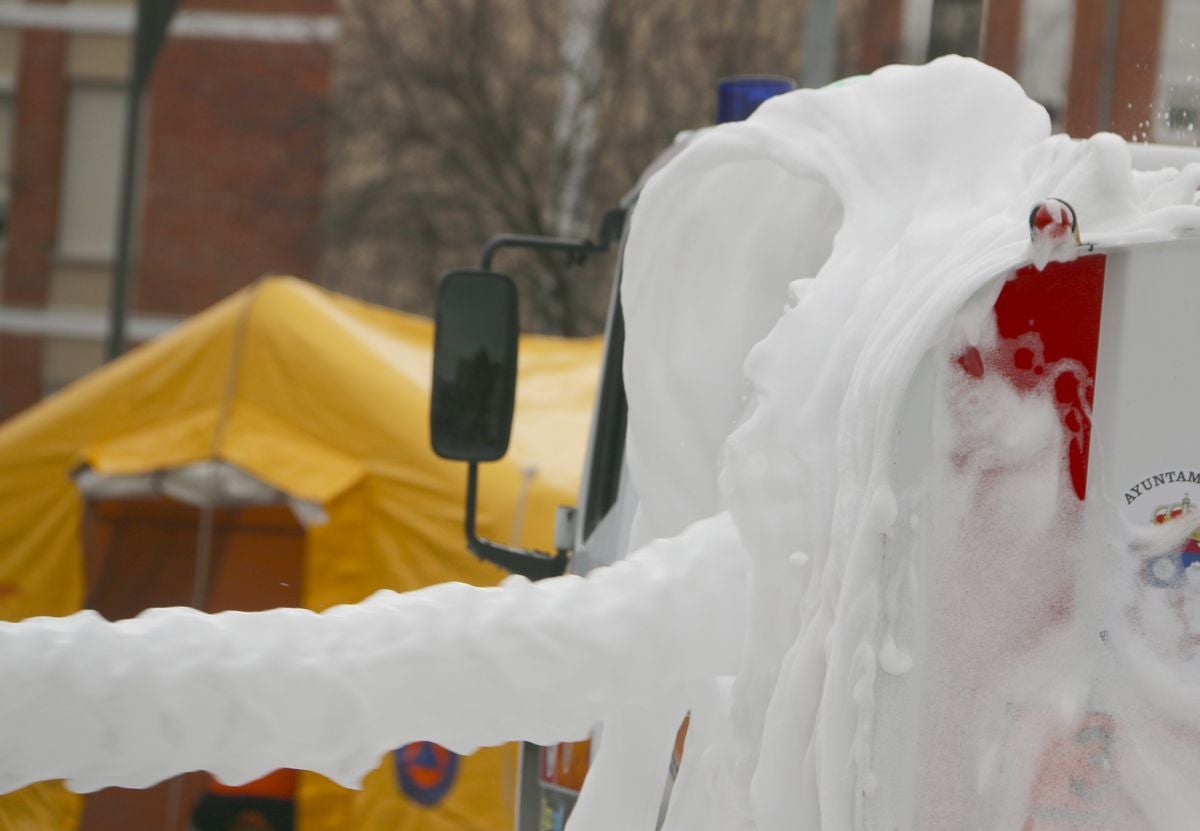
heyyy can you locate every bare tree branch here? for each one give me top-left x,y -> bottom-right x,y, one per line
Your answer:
321,0 -> 809,335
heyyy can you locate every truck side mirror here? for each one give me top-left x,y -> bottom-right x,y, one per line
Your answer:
430,269 -> 519,462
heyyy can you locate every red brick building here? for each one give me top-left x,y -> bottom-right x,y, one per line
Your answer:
0,0 -> 336,419
843,0 -> 1198,140
1,0 -> 1197,422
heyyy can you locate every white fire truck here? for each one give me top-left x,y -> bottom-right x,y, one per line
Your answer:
429,81 -> 1200,830
430,76 -> 799,831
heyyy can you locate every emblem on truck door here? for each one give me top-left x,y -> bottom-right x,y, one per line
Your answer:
393,741 -> 459,806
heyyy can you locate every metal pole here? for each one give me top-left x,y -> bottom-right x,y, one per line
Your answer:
104,60 -> 145,361
802,0 -> 838,88
170,470 -> 219,831
1095,0 -> 1122,134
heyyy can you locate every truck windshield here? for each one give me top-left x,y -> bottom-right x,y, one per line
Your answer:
582,295 -> 627,540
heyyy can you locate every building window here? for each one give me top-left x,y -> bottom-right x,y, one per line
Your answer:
1154,0 -> 1200,143
1018,0 -> 1074,133
42,337 -> 105,397
1166,104 -> 1197,133
57,84 -> 127,262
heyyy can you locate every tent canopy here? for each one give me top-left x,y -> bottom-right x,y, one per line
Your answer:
0,275 -> 601,617
0,276 -> 601,830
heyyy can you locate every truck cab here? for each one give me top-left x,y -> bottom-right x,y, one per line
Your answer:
428,78 -> 793,831
428,74 -> 1200,829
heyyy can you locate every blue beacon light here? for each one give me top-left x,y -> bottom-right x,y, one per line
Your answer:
716,76 -> 797,124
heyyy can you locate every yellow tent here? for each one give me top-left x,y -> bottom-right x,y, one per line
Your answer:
0,276 -> 601,831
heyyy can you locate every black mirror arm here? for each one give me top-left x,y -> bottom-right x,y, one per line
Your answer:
480,228 -> 619,272
464,462 -> 567,581
479,210 -> 627,270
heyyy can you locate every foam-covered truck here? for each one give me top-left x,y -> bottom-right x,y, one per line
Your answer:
429,71 -> 1200,830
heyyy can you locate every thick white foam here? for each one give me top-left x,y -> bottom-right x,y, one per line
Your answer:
625,58 -> 1200,831
3,58 -> 1200,830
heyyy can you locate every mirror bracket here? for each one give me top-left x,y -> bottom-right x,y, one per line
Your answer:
479,208 -> 626,271
465,462 -> 567,581
438,211 -> 631,582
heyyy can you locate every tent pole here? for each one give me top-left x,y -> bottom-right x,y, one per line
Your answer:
164,778 -> 184,831
191,502 -> 216,610
509,465 -> 538,545
171,473 -> 218,830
